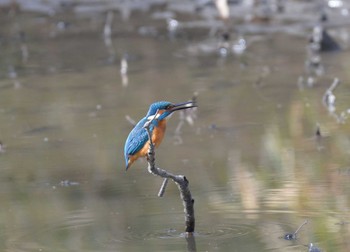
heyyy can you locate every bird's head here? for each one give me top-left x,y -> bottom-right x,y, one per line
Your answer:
146,101 -> 196,121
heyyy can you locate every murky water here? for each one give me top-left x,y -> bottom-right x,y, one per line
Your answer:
1,1 -> 350,251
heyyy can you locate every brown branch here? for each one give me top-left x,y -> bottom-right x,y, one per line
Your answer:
143,116 -> 195,235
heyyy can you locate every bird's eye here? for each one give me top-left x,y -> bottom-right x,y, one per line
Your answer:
165,105 -> 172,109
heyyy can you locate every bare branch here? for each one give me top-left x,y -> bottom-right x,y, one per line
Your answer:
143,115 -> 195,234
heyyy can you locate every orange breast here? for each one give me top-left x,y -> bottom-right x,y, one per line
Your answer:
152,119 -> 167,147
128,119 -> 167,167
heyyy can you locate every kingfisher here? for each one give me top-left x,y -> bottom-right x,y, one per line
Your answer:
124,101 -> 196,170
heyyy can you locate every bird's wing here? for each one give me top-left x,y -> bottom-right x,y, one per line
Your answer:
124,118 -> 150,156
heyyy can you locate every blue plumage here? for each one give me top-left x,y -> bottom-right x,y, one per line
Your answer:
123,101 -> 195,170
124,117 -> 150,165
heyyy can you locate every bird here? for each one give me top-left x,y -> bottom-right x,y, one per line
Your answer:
124,101 -> 196,170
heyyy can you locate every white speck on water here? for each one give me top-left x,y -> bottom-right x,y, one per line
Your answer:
232,37 -> 246,55
167,18 -> 179,32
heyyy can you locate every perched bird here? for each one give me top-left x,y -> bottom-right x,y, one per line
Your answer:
124,101 -> 196,170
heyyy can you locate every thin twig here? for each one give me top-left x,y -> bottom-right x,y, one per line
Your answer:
283,219 -> 308,240
294,219 -> 308,236
158,178 -> 169,197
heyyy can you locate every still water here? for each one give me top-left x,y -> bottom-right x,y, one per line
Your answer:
1,1 -> 350,251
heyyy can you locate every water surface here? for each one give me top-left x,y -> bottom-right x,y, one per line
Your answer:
1,1 -> 350,251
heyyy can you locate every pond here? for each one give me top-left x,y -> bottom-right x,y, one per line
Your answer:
0,0 -> 350,251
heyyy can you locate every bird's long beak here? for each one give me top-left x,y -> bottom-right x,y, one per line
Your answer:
169,101 -> 197,112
